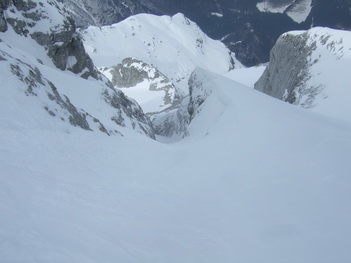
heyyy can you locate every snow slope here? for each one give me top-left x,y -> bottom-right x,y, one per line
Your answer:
1,68 -> 351,262
82,13 -> 241,92
0,0 -> 155,138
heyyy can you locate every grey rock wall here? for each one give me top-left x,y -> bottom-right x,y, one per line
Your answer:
254,31 -> 316,106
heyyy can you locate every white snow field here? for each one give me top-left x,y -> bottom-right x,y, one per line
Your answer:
1,67 -> 351,262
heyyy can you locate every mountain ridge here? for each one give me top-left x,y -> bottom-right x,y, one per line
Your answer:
62,0 -> 351,66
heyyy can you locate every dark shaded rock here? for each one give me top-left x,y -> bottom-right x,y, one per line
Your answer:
30,16 -> 99,79
187,70 -> 211,119
7,17 -> 29,35
110,58 -> 150,88
1,0 -> 99,79
152,97 -> 190,138
102,88 -> 156,139
12,0 -> 36,11
9,55 -> 92,131
0,0 -> 9,32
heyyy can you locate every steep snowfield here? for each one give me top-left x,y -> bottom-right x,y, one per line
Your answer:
81,13 -> 240,92
1,68 -> 351,262
257,0 -> 312,23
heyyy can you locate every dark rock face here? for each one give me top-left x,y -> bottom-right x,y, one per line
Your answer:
102,88 -> 156,139
2,0 -> 99,79
0,0 -> 9,32
63,0 -> 351,66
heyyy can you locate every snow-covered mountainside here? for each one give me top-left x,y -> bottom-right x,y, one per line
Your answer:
257,0 -> 312,23
0,0 -> 155,138
81,13 -> 240,92
61,0 -> 351,67
1,66 -> 351,262
1,0 -> 351,262
255,27 -> 351,123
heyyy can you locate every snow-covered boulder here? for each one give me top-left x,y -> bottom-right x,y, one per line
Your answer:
255,27 -> 351,122
0,0 -> 155,138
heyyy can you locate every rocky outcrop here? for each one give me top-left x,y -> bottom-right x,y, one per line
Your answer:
0,0 -> 156,138
2,0 -> 99,79
101,57 -> 184,111
188,69 -> 214,120
100,57 -> 185,138
0,0 -> 9,32
109,57 -> 155,88
151,98 -> 190,138
6,49 -> 100,132
102,87 -> 155,139
254,31 -> 315,106
255,27 -> 351,122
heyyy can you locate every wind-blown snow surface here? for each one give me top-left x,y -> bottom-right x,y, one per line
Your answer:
1,69 -> 351,262
81,13 -> 240,91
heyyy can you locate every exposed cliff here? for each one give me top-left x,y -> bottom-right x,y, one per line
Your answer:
255,27 -> 351,122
